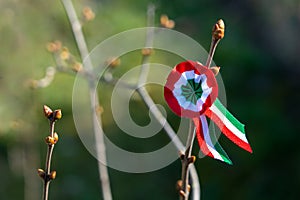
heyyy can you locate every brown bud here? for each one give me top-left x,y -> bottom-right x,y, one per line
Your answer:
72,62 -> 82,72
188,156 -> 196,164
27,79 -> 39,89
46,41 -> 62,53
43,105 -> 53,118
46,42 -> 57,53
45,136 -> 55,145
29,79 -> 38,89
187,184 -> 191,192
210,66 -> 220,76
165,20 -> 175,29
179,190 -> 186,197
106,57 -> 121,68
141,48 -> 153,56
53,132 -> 59,143
60,47 -> 70,60
37,168 -> 45,179
53,109 -> 62,120
82,7 -> 95,21
176,180 -> 183,191
212,19 -> 225,40
160,15 -> 175,29
46,42 -> 55,52
160,15 -> 169,26
50,171 -> 56,180
96,106 -> 104,115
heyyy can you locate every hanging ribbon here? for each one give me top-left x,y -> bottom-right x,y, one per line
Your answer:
164,60 -> 252,164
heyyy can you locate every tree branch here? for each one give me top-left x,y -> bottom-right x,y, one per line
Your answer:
42,120 -> 55,200
179,121 -> 196,200
135,5 -> 201,200
205,19 -> 225,68
53,2 -> 201,200
61,1 -> 113,200
38,106 -> 61,200
138,4 -> 155,87
136,87 -> 200,200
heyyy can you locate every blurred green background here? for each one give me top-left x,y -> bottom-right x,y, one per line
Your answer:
0,0 -> 299,199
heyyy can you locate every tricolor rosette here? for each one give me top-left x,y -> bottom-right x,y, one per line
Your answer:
164,61 -> 252,164
164,60 -> 218,118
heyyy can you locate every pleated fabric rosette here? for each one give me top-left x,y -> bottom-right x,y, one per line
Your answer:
164,60 -> 252,164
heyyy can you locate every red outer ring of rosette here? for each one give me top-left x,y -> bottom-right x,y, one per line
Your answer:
164,60 -> 218,118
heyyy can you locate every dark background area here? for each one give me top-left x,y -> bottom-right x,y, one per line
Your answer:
0,0 -> 299,199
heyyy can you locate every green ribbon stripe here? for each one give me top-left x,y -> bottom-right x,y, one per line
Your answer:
213,98 -> 245,134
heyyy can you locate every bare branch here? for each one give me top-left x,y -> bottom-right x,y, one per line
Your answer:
135,5 -> 201,200
34,67 -> 56,88
38,106 -> 61,200
61,1 -> 113,200
136,87 -> 200,200
189,165 -> 200,200
205,19 -> 225,68
179,121 -> 196,200
42,120 -> 55,200
138,4 -> 155,87
55,2 -> 201,200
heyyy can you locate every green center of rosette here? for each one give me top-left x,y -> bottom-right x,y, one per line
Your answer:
181,79 -> 203,105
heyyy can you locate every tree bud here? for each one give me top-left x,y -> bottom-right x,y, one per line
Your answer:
53,109 -> 62,120
212,19 -> 225,40
43,105 -> 53,119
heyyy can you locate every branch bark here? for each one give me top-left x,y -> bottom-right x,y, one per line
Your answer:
136,5 -> 200,200
179,121 -> 196,200
138,4 -> 155,87
136,87 -> 200,200
42,121 -> 55,200
57,2 -> 201,200
61,1 -> 113,200
39,106 -> 61,200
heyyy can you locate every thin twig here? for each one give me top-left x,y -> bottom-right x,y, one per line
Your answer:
205,39 -> 219,68
61,1 -> 113,200
42,121 -> 55,200
51,59 -> 201,199
39,106 -> 61,200
136,5 -> 200,200
35,67 -> 56,88
138,4 -> 155,87
189,165 -> 200,200
137,87 -> 185,150
52,61 -> 201,200
130,4 -> 200,199
51,2 -> 201,200
180,120 -> 196,200
103,74 -> 137,90
205,19 -> 225,68
136,87 -> 200,200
